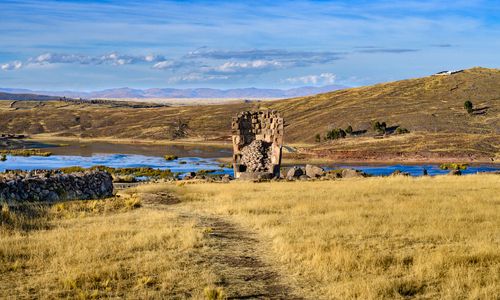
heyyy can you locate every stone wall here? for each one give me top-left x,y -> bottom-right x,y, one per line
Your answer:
231,110 -> 284,179
0,170 -> 113,202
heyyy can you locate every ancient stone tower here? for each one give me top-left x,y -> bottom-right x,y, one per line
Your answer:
231,110 -> 284,179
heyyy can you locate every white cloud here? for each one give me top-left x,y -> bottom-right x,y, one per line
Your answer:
100,53 -> 133,65
152,60 -> 186,70
167,73 -> 230,83
144,54 -> 158,62
187,49 -> 344,67
1,60 -> 23,70
203,60 -> 284,74
31,53 -> 95,65
284,73 -> 337,85
1,52 -> 167,70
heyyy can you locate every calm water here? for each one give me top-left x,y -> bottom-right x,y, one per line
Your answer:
333,164 -> 499,176
0,154 -> 233,176
1,153 -> 498,177
40,140 -> 233,158
1,141 -> 498,176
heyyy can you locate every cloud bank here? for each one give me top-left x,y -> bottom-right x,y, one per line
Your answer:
1,0 -> 498,89
284,73 -> 337,85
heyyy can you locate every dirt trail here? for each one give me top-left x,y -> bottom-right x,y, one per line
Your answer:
195,215 -> 300,299
147,192 -> 301,299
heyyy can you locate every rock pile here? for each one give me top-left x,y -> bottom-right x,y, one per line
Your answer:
286,166 -> 303,179
286,165 -> 368,180
239,140 -> 273,173
305,164 -> 325,178
0,170 -> 113,202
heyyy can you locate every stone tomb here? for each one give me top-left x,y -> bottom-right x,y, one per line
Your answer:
231,110 -> 284,179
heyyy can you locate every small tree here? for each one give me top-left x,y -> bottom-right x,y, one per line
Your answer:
315,133 -> 321,143
464,100 -> 473,114
345,125 -> 353,135
326,129 -> 335,140
326,128 -> 346,140
372,121 -> 387,134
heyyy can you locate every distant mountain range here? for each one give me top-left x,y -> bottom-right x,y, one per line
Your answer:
0,85 -> 347,99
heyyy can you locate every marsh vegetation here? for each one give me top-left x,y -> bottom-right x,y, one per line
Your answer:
0,149 -> 52,157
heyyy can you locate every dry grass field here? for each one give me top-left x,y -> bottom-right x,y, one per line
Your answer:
0,67 -> 498,161
0,197 -> 219,299
2,175 -> 499,299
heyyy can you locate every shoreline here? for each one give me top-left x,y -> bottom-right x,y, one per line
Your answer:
11,136 -> 500,165
218,155 -> 500,166
26,135 -> 233,148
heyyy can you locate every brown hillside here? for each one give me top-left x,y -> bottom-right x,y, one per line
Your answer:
269,67 -> 499,142
0,67 -> 498,161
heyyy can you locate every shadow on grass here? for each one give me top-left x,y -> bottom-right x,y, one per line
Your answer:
1,202 -> 52,232
1,196 -> 141,233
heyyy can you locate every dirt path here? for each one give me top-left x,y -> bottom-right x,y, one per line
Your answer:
146,193 -> 301,299
194,214 -> 300,299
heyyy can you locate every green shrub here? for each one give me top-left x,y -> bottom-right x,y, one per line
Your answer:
164,154 -> 178,161
326,128 -> 346,140
372,121 -> 387,133
395,127 -> 410,134
315,133 -> 321,143
439,163 -> 468,170
464,100 -> 473,114
0,154 -> 6,162
345,125 -> 353,135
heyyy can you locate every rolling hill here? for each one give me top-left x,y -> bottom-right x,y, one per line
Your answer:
0,91 -> 65,101
0,67 -> 498,162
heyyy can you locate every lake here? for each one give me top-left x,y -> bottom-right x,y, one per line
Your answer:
0,153 -> 232,176
1,141 -> 498,177
331,164 -> 499,176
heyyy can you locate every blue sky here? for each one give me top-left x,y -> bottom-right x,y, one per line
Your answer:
0,0 -> 499,90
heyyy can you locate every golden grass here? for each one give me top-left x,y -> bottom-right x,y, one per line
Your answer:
138,175 -> 500,299
1,175 -> 499,299
27,135 -> 233,148
0,197 -> 219,299
307,132 -> 500,162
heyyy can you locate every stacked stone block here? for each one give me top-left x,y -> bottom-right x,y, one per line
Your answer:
0,170 -> 113,202
231,110 -> 284,179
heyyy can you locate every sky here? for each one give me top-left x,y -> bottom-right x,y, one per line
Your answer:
0,0 -> 499,91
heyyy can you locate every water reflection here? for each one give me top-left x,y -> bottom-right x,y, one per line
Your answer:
0,153 -> 233,175
40,140 -> 232,158
332,164 -> 498,176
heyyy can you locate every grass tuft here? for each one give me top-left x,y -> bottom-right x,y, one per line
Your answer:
204,286 -> 226,300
